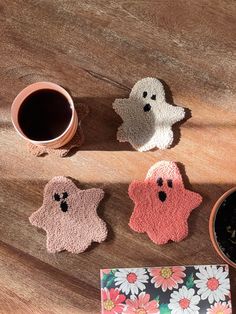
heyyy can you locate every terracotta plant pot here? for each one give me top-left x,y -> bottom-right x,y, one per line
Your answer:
209,187 -> 236,268
11,82 -> 78,149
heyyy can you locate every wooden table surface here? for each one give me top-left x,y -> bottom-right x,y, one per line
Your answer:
0,1 -> 235,313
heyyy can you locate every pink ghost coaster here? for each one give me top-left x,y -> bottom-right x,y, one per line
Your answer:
29,176 -> 107,253
128,161 -> 202,245
28,104 -> 89,157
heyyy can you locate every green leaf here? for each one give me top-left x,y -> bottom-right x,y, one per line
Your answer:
106,275 -> 115,288
111,269 -> 117,274
186,273 -> 195,289
102,273 -> 109,282
160,304 -> 171,314
155,295 -> 160,302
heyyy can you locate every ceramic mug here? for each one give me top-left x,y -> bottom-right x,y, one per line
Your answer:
11,82 -> 78,149
209,187 -> 236,269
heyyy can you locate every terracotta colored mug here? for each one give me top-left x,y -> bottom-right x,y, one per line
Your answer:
11,82 -> 78,149
209,187 -> 236,268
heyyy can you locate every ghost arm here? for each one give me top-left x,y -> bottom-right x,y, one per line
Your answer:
81,188 -> 105,210
112,98 -> 132,118
128,181 -> 148,202
178,190 -> 203,218
29,206 -> 48,228
128,181 -> 149,232
166,104 -> 185,124
186,191 -> 202,210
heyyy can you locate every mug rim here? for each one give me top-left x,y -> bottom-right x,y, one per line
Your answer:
11,81 -> 76,145
209,186 -> 236,268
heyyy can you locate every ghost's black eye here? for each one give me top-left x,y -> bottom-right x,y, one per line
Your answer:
60,200 -> 68,212
167,179 -> 173,188
151,94 -> 156,100
143,91 -> 147,98
62,192 -> 68,199
53,193 -> 60,201
143,104 -> 151,112
157,177 -> 163,187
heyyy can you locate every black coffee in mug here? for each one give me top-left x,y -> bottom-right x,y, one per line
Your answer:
18,89 -> 72,141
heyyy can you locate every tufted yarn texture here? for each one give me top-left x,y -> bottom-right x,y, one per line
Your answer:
128,161 -> 202,244
28,103 -> 88,157
113,77 -> 186,151
29,176 -> 107,253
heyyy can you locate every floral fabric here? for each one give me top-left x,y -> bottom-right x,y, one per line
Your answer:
100,265 -> 232,314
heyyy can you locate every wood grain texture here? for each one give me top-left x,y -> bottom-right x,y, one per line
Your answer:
0,0 -> 236,313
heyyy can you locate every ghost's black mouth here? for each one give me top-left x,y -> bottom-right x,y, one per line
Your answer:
60,200 -> 68,212
143,104 -> 151,112
158,191 -> 167,202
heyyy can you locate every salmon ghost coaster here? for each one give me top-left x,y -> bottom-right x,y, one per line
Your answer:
113,78 -> 186,151
28,104 -> 89,157
128,161 -> 202,244
29,176 -> 107,253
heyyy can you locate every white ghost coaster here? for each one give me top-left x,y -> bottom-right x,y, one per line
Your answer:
113,77 -> 186,151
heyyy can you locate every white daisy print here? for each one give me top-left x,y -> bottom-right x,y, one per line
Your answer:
194,265 -> 229,272
194,266 -> 201,270
114,268 -> 149,295
195,265 -> 230,304
206,301 -> 232,314
169,286 -> 200,314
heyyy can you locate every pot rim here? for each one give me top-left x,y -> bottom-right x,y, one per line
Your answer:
209,186 -> 236,268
